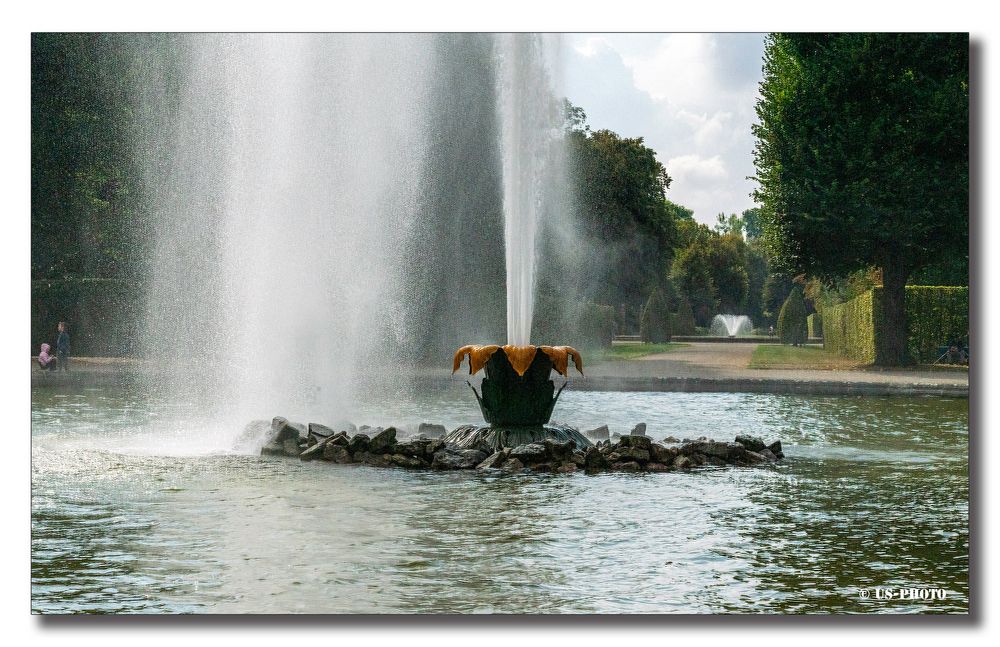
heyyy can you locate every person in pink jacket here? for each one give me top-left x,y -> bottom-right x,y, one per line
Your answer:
38,343 -> 58,371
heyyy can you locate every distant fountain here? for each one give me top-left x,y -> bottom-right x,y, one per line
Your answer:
711,314 -> 753,338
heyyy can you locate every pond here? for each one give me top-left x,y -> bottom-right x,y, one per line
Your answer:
31,385 -> 968,614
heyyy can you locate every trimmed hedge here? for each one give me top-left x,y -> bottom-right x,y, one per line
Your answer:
807,313 -> 823,338
777,286 -> 808,346
578,303 -> 616,350
824,286 -> 968,364
673,294 -> 697,336
640,288 -> 672,343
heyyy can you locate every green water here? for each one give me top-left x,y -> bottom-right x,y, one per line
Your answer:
31,386 -> 968,613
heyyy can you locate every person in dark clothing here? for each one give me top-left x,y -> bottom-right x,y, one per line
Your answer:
56,321 -> 70,372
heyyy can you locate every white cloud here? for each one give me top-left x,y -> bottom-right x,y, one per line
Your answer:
563,33 -> 765,225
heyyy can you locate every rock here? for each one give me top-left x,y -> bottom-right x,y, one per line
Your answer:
390,453 -> 426,469
369,427 -> 397,453
328,432 -> 350,447
282,437 -> 302,457
544,439 -> 574,461
570,451 -> 586,467
261,441 -> 285,456
476,449 -> 510,470
618,434 -> 652,451
612,461 -> 641,472
323,444 -> 352,463
646,462 -> 670,472
681,440 -> 746,463
556,462 -> 577,474
702,455 -> 727,466
768,440 -> 784,458
299,436 -> 333,461
267,417 -> 301,444
630,423 -> 647,436
356,451 -> 390,468
624,447 -> 651,463
735,434 -> 766,453
584,447 -> 608,470
673,455 -> 692,469
500,458 -> 524,472
395,439 -> 429,457
584,425 -> 610,441
610,433 -> 623,443
661,435 -> 680,444
510,443 -> 548,464
744,450 -> 768,464
308,423 -> 336,438
417,423 -> 447,438
687,453 -> 706,467
431,448 -> 486,470
426,438 -> 446,459
348,433 -> 370,454
649,443 -> 678,463
758,448 -> 778,462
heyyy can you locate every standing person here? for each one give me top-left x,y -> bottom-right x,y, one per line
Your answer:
56,321 -> 71,372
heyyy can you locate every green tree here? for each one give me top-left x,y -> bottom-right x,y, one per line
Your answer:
762,272 -> 793,326
671,241 -> 716,327
777,286 -> 808,346
705,234 -> 749,314
566,104 -> 678,314
640,288 -> 672,343
753,33 -> 968,365
742,207 -> 762,240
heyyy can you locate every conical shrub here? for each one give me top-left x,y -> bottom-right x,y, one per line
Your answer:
640,288 -> 672,343
777,285 -> 808,346
673,293 -> 696,336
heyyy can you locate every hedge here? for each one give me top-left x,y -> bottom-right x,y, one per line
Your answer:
777,286 -> 808,346
640,288 -> 672,343
807,313 -> 823,338
824,286 -> 968,364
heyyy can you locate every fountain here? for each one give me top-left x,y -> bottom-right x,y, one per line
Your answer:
711,314 -> 753,338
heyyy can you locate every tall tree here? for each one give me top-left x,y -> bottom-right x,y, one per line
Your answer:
752,33 -> 968,365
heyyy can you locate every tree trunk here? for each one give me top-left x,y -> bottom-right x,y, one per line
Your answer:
876,264 -> 910,366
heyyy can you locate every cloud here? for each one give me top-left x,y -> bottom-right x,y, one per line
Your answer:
562,33 -> 765,225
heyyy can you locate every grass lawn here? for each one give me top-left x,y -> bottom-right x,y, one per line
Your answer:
748,344 -> 864,370
597,342 -> 688,361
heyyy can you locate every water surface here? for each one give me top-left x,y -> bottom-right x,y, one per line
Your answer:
31,386 -> 969,614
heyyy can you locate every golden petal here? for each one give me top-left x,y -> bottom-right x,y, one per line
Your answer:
539,346 -> 569,376
452,344 -> 500,375
502,345 -> 538,377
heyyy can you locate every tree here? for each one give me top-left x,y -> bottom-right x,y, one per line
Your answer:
566,103 -> 678,314
640,288 -> 672,343
753,33 -> 968,365
671,241 -> 716,327
761,272 -> 793,326
705,234 -> 749,314
777,286 -> 808,346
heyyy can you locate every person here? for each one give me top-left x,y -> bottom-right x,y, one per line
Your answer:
37,343 -> 58,371
768,325 -> 775,337
56,321 -> 70,372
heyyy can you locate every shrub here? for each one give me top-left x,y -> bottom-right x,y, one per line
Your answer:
578,303 -> 615,350
807,313 -> 823,338
777,286 -> 808,346
640,288 -> 672,343
672,294 -> 697,336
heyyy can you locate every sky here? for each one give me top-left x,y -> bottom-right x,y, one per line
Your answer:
561,33 -> 766,227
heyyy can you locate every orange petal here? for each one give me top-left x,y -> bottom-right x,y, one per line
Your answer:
502,345 -> 538,376
539,346 -> 584,376
539,346 -> 569,376
453,344 -> 500,375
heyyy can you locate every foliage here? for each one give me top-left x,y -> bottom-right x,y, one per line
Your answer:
670,242 -> 716,326
640,288 -> 672,343
752,33 -> 968,365
824,286 -> 967,364
672,293 -> 697,336
566,103 -> 677,313
777,286 -> 808,346
807,313 -> 823,338
904,287 -> 969,363
761,272 -> 793,325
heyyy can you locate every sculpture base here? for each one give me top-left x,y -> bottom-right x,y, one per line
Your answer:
443,423 -> 593,454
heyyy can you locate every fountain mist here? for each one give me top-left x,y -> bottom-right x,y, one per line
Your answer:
128,34 -> 566,433
711,314 -> 753,337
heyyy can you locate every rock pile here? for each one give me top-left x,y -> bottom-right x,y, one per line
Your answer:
258,417 -> 784,474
